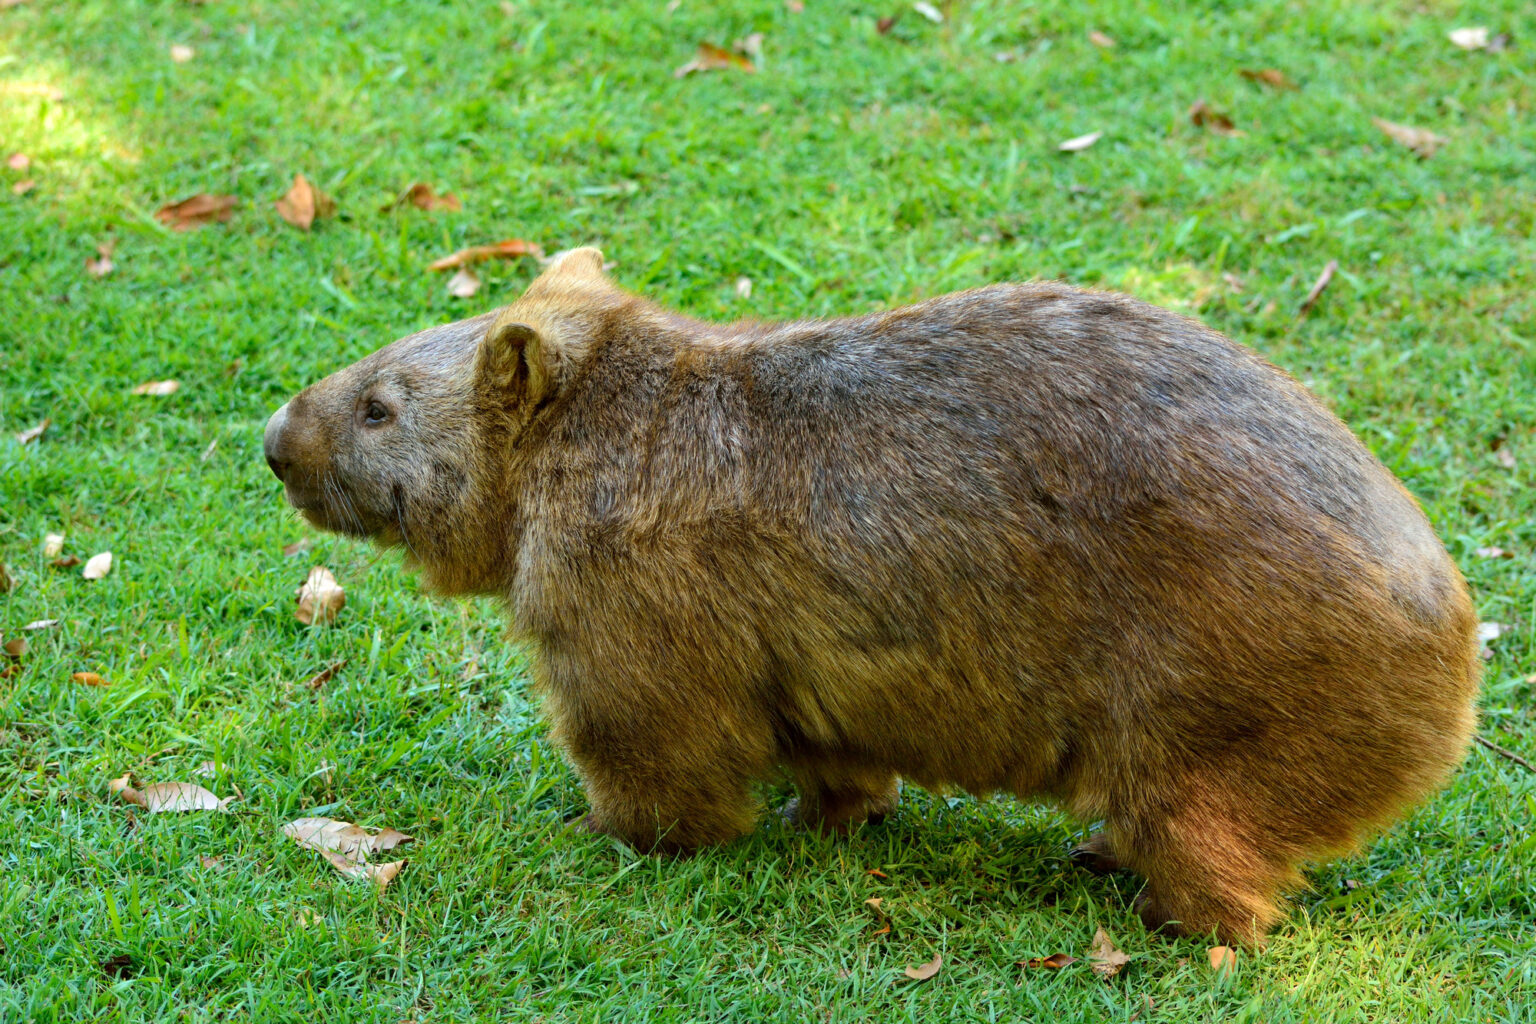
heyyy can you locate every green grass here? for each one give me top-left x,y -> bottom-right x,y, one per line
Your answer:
2,1 -> 1534,1020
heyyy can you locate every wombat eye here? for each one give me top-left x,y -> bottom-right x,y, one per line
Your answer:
364,401 -> 390,425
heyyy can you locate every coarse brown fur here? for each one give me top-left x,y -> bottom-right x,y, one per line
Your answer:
264,248 -> 1481,945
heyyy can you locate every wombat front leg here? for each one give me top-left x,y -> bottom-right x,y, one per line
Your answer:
785,763 -> 900,834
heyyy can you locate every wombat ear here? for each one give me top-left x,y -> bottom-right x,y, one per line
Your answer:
475,317 -> 552,404
541,246 -> 607,281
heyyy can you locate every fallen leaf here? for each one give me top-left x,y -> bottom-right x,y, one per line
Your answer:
51,555 -> 80,569
295,567 -> 345,625
1088,30 -> 1115,48
1023,953 -> 1078,969
864,896 -> 884,912
1372,117 -> 1447,159
23,619 -> 59,630
131,379 -> 180,396
735,32 -> 765,62
193,760 -> 222,778
72,671 -> 109,686
1298,259 -> 1339,315
866,868 -> 888,879
99,954 -> 132,978
110,774 -> 233,811
904,953 -> 942,981
42,533 -> 64,558
170,43 -> 195,63
15,417 -> 48,444
0,562 -> 10,593
86,241 -> 115,278
1189,99 -> 1243,137
674,41 -> 756,77
275,173 -> 335,230
155,193 -> 237,230
734,276 -> 752,299
199,854 -> 225,870
283,816 -> 414,860
12,179 -> 34,195
876,12 -> 901,33
912,1 -> 942,23
1222,271 -> 1245,293
447,267 -> 481,298
1208,945 -> 1237,972
1239,68 -> 1297,90
1058,130 -> 1103,153
428,238 -> 544,271
1494,446 -> 1516,470
3,637 -> 25,659
319,850 -> 406,889
1477,622 -> 1505,644
1448,27 -> 1489,50
82,551 -> 113,580
1088,927 -> 1131,979
786,0 -> 804,11
1475,547 -> 1513,559
282,538 -> 312,557
6,152 -> 28,171
384,182 -> 462,213
302,659 -> 347,691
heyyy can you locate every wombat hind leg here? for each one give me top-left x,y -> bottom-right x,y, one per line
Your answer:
577,760 -> 762,855
787,764 -> 899,834
1120,808 -> 1292,948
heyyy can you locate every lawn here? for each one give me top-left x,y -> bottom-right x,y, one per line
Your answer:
2,1 -> 1534,1020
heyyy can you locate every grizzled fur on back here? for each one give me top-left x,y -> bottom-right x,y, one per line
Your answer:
264,248 -> 1480,945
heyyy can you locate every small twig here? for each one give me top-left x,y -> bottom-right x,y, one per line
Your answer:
1474,734 -> 1535,773
1298,259 -> 1339,316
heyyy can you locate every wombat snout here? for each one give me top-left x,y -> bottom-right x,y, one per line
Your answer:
262,401 -> 292,483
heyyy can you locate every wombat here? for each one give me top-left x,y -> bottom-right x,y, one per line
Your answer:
263,248 -> 1480,944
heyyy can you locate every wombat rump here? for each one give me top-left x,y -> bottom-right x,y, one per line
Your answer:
264,249 -> 1480,944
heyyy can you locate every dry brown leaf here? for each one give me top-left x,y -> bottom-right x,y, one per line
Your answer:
15,417 -> 48,444
156,193 -> 237,230
1372,117 -> 1447,159
876,12 -> 900,33
283,816 -> 415,861
295,566 -> 345,625
1208,945 -> 1237,972
1023,953 -> 1078,969
1477,622 -> 1505,644
52,555 -> 80,569
131,379 -> 180,396
282,538 -> 312,557
303,659 -> 347,691
0,562 -> 11,593
275,173 -> 335,230
1299,259 -> 1339,315
863,896 -> 884,912
1475,546 -> 1513,559
86,241 -> 115,278
24,618 -> 59,631
674,41 -> 756,77
72,671 -> 109,686
199,854 -> 225,870
1088,927 -> 1131,978
1494,446 -> 1516,470
1189,100 -> 1243,137
170,44 -> 195,63
866,868 -> 888,879
736,33 -> 765,62
447,267 -> 481,298
110,774 -> 232,811
427,238 -> 545,271
786,0 -> 804,12
3,637 -> 26,659
734,276 -> 752,299
904,953 -> 942,981
42,533 -> 65,558
1448,27 -> 1489,50
319,849 -> 406,888
383,182 -> 463,213
1058,131 -> 1103,153
1239,68 -> 1297,90
6,152 -> 28,171
1088,30 -> 1115,48
82,551 -> 113,580
12,179 -> 35,196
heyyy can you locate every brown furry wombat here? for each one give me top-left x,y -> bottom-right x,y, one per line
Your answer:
263,248 -> 1480,944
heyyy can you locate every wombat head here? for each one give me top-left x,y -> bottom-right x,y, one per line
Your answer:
263,247 -> 619,593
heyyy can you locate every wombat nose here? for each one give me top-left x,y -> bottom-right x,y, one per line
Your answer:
263,402 -> 291,482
